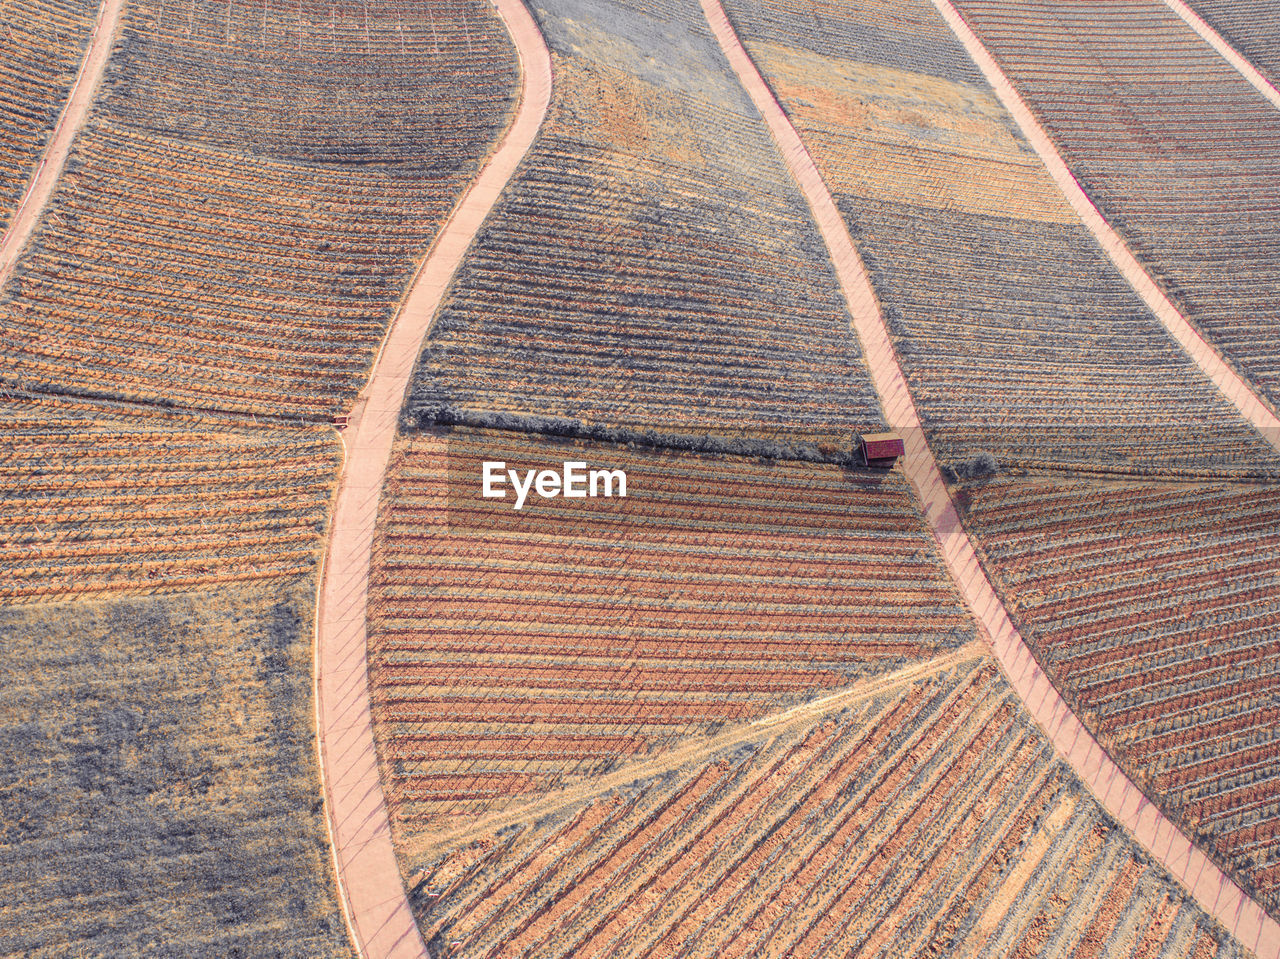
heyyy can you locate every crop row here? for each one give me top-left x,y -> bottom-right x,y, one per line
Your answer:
1184,0 -> 1280,85
0,395 -> 339,600
0,0 -> 96,234
950,0 -> 1280,411
963,475 -> 1280,917
367,429 -> 974,834
98,0 -> 516,164
0,0 -> 517,417
407,0 -> 881,434
723,0 -> 1279,475
411,655 -> 1245,958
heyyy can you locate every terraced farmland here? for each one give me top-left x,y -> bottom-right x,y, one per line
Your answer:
367,428 -> 974,841
0,0 -> 517,417
948,0 -> 1280,412
0,578 -> 350,957
1184,0 -> 1280,84
0,394 -> 339,601
960,476 -> 1280,919
406,0 -> 880,434
406,654 -> 1246,959
0,0 -> 97,233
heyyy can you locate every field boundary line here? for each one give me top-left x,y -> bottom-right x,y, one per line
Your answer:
313,0 -> 551,956
700,1 -> 1279,954
407,645 -> 985,859
928,0 -> 1280,452
0,0 -> 126,290
1159,0 -> 1280,110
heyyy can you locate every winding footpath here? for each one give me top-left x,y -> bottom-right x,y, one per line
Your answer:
0,0 -> 125,290
700,0 -> 1280,955
313,0 -> 551,955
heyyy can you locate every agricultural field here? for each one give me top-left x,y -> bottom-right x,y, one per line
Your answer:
4,0 -> 1279,948
721,0 -> 1277,475
0,393 -> 356,953
0,0 -> 525,951
368,427 -> 975,841
720,0 -> 1280,927
0,0 -> 97,234
1184,0 -> 1280,83
958,477 -> 1280,918
948,0 -> 1280,412
0,394 -> 339,600
0,578 -> 350,957
405,653 -> 1246,959
406,0 -> 881,434
0,0 -> 518,417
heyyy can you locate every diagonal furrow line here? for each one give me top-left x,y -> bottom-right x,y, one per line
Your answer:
930,0 -> 1280,451
1158,0 -> 1280,110
405,644 -> 983,861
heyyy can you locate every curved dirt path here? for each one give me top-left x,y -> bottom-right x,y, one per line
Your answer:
313,1 -> 551,955
0,0 -> 126,291
700,0 -> 1280,955
1159,0 -> 1280,110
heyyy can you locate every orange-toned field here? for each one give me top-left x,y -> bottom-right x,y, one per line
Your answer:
409,655 -> 1246,958
368,428 -> 975,838
3,0 -> 1280,950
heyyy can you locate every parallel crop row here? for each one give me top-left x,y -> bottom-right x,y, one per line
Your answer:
0,0 -> 517,417
98,0 -> 514,164
962,476 -> 1280,919
950,0 -> 1280,411
0,395 -> 339,600
407,0 -> 881,434
723,0 -> 1280,927
0,0 -> 96,234
412,656 -> 1245,958
367,429 -> 974,837
1184,0 -> 1280,85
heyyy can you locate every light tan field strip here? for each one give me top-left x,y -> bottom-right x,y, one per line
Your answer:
406,644 -> 984,858
1159,0 -> 1280,110
0,0 -> 126,290
700,0 -> 1279,955
313,2 -> 551,957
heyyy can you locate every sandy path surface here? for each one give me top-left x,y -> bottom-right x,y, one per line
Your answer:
0,0 -> 125,291
701,0 -> 1280,954
313,1 -> 551,955
1159,0 -> 1280,110
407,645 -> 984,859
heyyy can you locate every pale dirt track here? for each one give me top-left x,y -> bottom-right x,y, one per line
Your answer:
407,645 -> 985,860
0,0 -> 125,291
313,1 -> 551,956
701,0 -> 1280,955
